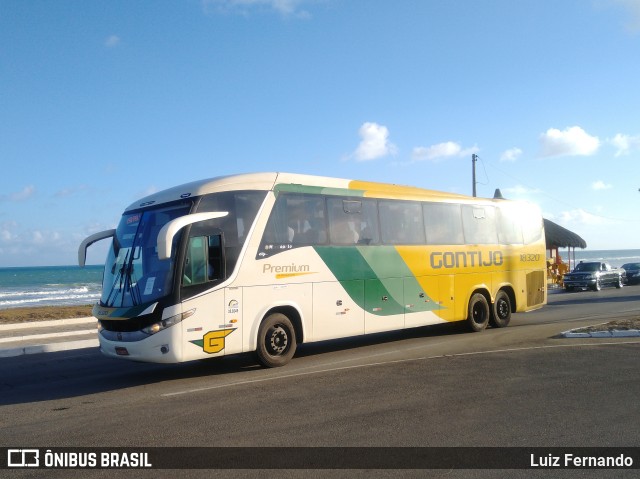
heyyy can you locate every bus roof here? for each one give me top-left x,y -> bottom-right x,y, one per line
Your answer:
124,172 -> 497,213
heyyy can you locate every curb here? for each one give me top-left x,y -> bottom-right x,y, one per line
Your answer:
562,329 -> 640,338
0,328 -> 97,344
0,338 -> 99,358
0,317 -> 96,332
0,317 -> 98,358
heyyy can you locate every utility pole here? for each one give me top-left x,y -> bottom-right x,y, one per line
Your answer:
471,154 -> 477,197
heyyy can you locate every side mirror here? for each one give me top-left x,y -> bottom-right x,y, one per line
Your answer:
157,212 -> 228,260
78,229 -> 116,267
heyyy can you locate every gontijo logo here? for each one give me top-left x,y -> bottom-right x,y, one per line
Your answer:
430,250 -> 503,269
190,329 -> 236,354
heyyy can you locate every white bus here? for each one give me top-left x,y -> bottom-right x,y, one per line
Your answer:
79,172 -> 546,367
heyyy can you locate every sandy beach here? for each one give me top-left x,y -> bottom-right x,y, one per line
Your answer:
0,305 -> 94,324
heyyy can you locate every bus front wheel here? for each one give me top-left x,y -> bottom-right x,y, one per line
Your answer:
467,293 -> 490,332
256,313 -> 297,368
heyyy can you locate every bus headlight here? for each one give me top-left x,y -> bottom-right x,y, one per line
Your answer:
142,309 -> 195,335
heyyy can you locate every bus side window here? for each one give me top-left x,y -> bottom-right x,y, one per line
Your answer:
262,194 -> 327,248
379,201 -> 425,245
288,196 -> 326,245
497,204 -> 523,245
328,198 -> 360,244
358,199 -> 379,245
183,234 -> 224,287
423,202 -> 464,245
461,205 -> 498,244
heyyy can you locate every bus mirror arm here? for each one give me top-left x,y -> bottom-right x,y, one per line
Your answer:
78,229 -> 116,267
157,212 -> 229,260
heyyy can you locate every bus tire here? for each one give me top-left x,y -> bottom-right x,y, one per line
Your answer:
467,293 -> 490,332
256,313 -> 297,368
490,290 -> 511,328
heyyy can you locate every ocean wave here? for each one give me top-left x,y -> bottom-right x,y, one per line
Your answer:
0,287 -> 92,299
0,285 -> 101,309
0,266 -> 103,309
0,293 -> 101,308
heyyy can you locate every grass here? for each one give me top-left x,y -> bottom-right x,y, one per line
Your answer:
0,305 -> 94,324
568,317 -> 640,333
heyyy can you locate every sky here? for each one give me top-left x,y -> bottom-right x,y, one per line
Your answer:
1,0 -> 640,267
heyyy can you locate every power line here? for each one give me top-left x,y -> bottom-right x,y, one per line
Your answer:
474,155 -> 640,223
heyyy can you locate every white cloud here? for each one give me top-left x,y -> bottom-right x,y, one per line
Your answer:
352,122 -> 397,161
411,141 -> 478,162
0,227 -> 14,242
559,208 -> 605,226
4,185 -> 36,202
610,133 -> 640,156
592,180 -> 612,190
54,185 -> 88,198
204,0 -> 311,16
610,0 -> 640,33
32,231 -> 45,244
503,185 -> 541,196
500,147 -> 522,162
539,126 -> 600,158
105,35 -> 121,47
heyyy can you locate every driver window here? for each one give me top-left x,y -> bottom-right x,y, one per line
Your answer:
183,235 -> 223,287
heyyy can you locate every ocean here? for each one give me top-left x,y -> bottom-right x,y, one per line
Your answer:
0,265 -> 103,310
564,249 -> 640,268
1,249 -> 639,310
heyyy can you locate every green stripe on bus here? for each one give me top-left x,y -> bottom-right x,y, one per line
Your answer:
314,246 -> 438,316
358,246 -> 439,313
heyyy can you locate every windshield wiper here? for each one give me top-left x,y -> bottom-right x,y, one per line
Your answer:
120,255 -> 140,307
104,248 -> 126,307
105,249 -> 140,307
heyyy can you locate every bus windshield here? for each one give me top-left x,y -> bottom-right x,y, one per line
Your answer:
101,203 -> 192,308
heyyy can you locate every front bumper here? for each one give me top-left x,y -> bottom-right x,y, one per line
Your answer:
563,278 -> 596,289
98,326 -> 181,363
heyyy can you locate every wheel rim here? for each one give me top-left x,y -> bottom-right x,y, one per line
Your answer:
267,325 -> 289,356
496,298 -> 509,319
472,302 -> 487,325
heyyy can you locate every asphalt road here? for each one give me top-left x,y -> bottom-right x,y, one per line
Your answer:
2,286 -> 640,478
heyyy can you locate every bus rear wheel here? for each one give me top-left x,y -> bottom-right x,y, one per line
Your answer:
490,290 -> 511,328
467,293 -> 490,332
256,313 -> 297,368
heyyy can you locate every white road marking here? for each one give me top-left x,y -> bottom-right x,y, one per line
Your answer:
161,340 -> 640,398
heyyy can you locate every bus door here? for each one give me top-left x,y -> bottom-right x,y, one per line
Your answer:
180,231 -> 242,360
180,289 -> 243,361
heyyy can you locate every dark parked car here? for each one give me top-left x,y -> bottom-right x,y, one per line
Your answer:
621,262 -> 640,285
563,261 -> 625,291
